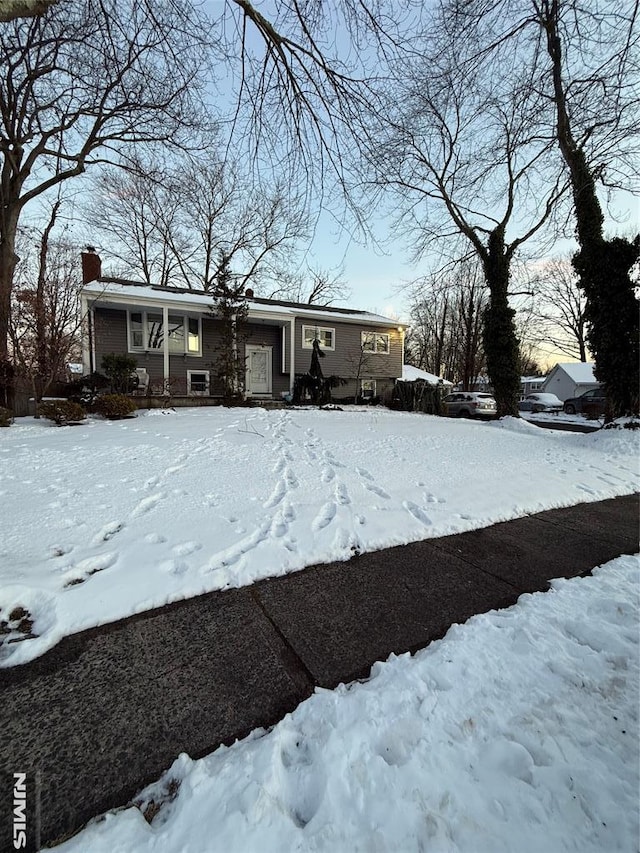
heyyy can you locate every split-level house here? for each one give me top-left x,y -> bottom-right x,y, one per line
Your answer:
80,252 -> 405,403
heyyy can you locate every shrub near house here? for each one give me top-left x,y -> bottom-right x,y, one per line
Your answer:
93,394 -> 137,420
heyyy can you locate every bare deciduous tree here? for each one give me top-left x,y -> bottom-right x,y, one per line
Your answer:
407,261 -> 487,389
532,0 -> 639,416
438,0 -> 639,415
0,0 -> 213,359
9,200 -> 83,411
268,264 -> 350,305
89,154 -> 309,294
367,8 -> 567,415
530,256 -> 588,362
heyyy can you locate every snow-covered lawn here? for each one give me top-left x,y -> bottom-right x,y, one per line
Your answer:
1,406 -> 638,666
55,553 -> 640,853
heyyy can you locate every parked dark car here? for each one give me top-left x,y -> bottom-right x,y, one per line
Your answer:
563,387 -> 606,417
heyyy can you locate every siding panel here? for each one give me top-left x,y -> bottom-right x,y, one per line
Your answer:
294,319 -> 402,382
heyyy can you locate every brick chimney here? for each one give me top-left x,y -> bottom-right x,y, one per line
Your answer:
81,247 -> 101,283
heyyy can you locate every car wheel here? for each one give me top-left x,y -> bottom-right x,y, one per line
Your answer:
459,409 -> 470,418
564,404 -> 576,415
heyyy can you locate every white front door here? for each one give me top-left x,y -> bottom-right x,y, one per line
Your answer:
246,346 -> 272,395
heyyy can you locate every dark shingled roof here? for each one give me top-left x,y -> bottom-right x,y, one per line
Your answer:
94,277 -> 373,317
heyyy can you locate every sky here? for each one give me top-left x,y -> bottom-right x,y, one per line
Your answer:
0,406 -> 638,851
206,0 -> 640,351
16,0 -> 638,369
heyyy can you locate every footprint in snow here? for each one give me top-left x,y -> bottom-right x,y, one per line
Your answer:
172,541 -> 202,557
145,532 -> 166,544
313,502 -> 336,531
272,456 -> 286,474
403,501 -> 432,526
270,513 -> 289,538
264,479 -> 286,508
63,552 -> 118,587
334,482 -> 351,505
365,483 -> 390,500
164,464 -> 185,476
159,559 -> 189,576
131,493 -> 164,517
284,467 -> 299,489
91,521 -> 124,546
576,483 -> 596,495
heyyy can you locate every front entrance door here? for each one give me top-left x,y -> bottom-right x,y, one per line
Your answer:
246,346 -> 272,395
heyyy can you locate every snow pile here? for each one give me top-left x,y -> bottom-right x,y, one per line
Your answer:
54,554 -> 640,853
1,407 -> 638,666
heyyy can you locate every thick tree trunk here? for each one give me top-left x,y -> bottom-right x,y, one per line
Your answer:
540,0 -> 640,418
0,212 -> 19,362
482,229 -> 521,418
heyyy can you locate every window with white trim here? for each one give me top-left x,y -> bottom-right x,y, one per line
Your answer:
187,370 -> 210,395
360,379 -> 377,398
127,311 -> 201,355
302,325 -> 335,350
361,331 -> 390,354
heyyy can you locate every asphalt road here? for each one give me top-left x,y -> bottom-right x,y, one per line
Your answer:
526,417 -> 602,433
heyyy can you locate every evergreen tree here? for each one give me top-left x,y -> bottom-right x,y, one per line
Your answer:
211,253 -> 249,402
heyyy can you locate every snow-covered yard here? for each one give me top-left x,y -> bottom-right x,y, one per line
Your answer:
55,553 -> 640,853
1,406 -> 638,666
1,406 -> 638,852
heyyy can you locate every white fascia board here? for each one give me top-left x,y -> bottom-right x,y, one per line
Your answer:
290,310 -> 398,327
247,309 -> 290,324
81,283 -> 399,327
82,286 -> 211,315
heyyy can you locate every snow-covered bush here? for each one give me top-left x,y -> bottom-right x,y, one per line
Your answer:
39,400 -> 86,426
93,394 -> 137,420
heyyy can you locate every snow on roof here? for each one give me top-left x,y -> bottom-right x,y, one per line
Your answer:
552,362 -> 597,384
82,279 -> 399,327
400,365 -> 453,385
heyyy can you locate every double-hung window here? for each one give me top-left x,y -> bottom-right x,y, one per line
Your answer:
302,325 -> 335,350
361,331 -> 390,354
128,311 -> 201,356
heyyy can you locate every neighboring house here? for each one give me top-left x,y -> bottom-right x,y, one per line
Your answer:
520,375 -> 546,398
470,376 -> 491,392
542,362 -> 599,401
80,252 -> 405,403
400,365 -> 453,387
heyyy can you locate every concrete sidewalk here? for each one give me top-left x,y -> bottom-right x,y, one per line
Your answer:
1,493 -> 638,850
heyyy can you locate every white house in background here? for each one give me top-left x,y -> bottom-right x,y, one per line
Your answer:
542,362 -> 599,401
400,365 -> 453,386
